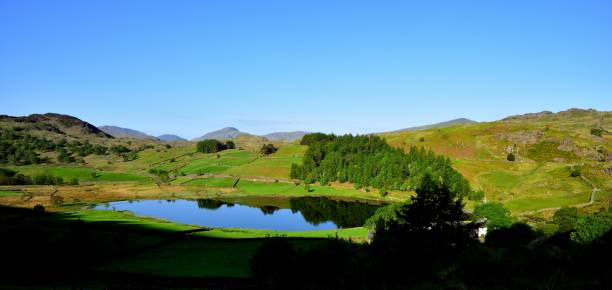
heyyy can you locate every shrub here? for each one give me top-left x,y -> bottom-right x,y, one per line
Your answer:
33,204 -> 45,212
468,190 -> 485,202
475,202 -> 513,230
506,152 -> 515,161
379,188 -> 388,197
260,144 -> 278,155
569,165 -> 581,177
590,128 -> 606,137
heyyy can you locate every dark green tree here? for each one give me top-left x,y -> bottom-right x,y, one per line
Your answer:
507,152 -> 515,161
553,206 -> 578,233
474,202 -> 513,230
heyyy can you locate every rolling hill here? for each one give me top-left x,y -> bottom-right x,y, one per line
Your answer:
192,127 -> 247,141
0,113 -> 112,139
157,134 -> 187,142
381,108 -> 611,212
389,118 -> 477,133
263,131 -> 309,141
99,125 -> 159,140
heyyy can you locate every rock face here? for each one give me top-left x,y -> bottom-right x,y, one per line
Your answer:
392,118 -> 477,133
99,126 -> 158,140
192,127 -> 246,141
157,134 -> 186,142
263,131 -> 310,141
0,113 -> 112,138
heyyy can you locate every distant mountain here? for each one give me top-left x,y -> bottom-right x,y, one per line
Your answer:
0,113 -> 112,138
192,127 -> 247,141
99,125 -> 158,140
157,134 -> 186,142
263,131 -> 310,141
502,108 -> 599,121
391,118 -> 477,133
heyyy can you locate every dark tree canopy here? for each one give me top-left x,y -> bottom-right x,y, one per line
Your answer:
291,133 -> 470,196
260,144 -> 278,155
196,139 -> 234,153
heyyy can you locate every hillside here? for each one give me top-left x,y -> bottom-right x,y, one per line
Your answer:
381,108 -> 611,212
100,125 -> 158,140
157,134 -> 186,142
263,131 -> 309,141
0,113 -> 112,139
192,127 -> 247,141
390,118 -> 477,133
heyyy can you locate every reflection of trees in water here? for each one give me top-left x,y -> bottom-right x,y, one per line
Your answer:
194,197 -> 381,227
259,205 -> 280,215
196,199 -> 224,209
289,197 -> 381,228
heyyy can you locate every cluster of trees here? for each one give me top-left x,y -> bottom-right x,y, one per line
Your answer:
196,139 -> 235,153
590,127 -> 607,137
148,168 -> 171,182
0,168 -> 73,185
0,128 -> 140,164
289,196 -> 381,228
550,206 -> 612,244
290,133 -> 470,196
250,174 -> 612,289
260,143 -> 278,155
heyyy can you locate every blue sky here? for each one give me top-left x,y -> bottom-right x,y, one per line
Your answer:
1,0 -> 610,139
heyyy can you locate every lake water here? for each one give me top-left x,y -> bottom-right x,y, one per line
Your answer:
95,196 -> 383,231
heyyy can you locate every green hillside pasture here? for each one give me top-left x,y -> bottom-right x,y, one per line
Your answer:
183,177 -> 237,187
474,163 -> 591,212
96,238 -> 332,278
225,144 -> 307,178
0,190 -> 22,196
178,150 -> 257,175
9,166 -> 149,183
72,209 -> 366,278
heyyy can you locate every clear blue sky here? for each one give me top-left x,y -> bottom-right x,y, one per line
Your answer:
1,0 -> 610,139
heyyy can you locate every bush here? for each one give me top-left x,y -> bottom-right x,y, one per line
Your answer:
475,202 -> 513,230
33,174 -> 63,185
68,178 -> 79,185
506,152 -> 515,161
379,188 -> 388,197
569,165 -> 581,177
260,144 -> 278,155
468,190 -> 485,202
590,128 -> 606,137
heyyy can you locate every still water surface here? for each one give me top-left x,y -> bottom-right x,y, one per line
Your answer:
95,197 -> 382,231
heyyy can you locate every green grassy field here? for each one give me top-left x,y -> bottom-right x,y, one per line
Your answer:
8,165 -> 150,183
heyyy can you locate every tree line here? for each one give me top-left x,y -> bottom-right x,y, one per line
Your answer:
290,133 -> 470,196
0,168 -> 76,185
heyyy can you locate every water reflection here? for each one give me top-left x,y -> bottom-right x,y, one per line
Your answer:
95,196 -> 383,231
